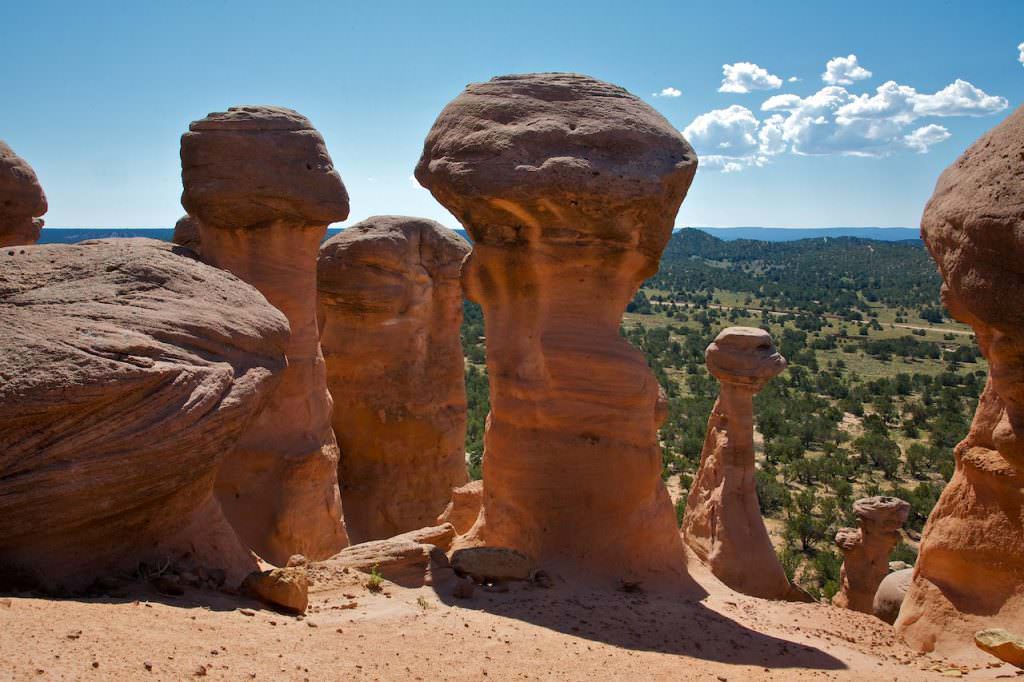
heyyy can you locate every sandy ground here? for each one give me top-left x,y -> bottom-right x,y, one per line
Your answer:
1,558 -> 1019,682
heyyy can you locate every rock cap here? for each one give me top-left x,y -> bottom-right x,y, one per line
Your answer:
0,141 -> 47,220
835,527 -> 863,551
852,496 -> 910,530
705,327 -> 787,388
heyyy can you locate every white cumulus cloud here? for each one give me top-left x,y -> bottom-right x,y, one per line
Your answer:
653,87 -> 682,98
1019,42 -> 1024,66
682,105 -> 782,171
822,54 -> 872,85
913,79 -> 1009,117
787,76 -> 800,83
904,124 -> 952,153
718,62 -> 783,93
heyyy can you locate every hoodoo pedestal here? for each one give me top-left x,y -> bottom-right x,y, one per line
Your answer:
832,496 -> 909,614
181,105 -> 350,565
682,327 -> 796,599
0,141 -> 46,247
896,105 -> 1024,657
318,216 -> 471,543
415,73 -> 698,583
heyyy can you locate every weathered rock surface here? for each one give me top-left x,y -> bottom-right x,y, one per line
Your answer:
0,238 -> 288,590
318,216 -> 470,543
682,327 -> 793,599
181,105 -> 350,565
243,565 -> 309,613
415,72 -> 697,583
832,497 -> 909,614
0,141 -> 46,247
451,547 -> 533,583
874,567 -> 914,625
172,214 -> 201,254
896,105 -> 1024,657
437,480 -> 483,535
311,524 -> 456,588
975,629 -> 1024,669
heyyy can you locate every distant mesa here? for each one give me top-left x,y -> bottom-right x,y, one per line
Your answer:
0,141 -> 47,247
181,104 -> 350,565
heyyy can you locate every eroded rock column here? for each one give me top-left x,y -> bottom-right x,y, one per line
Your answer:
416,73 -> 698,583
317,215 -> 471,543
896,105 -> 1024,657
682,327 -> 794,599
181,105 -> 349,565
832,496 -> 909,614
0,141 -> 46,247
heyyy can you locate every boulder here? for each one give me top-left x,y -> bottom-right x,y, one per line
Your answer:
975,629 -> 1024,669
0,239 -> 288,591
242,565 -> 309,613
311,525 -> 456,588
451,547 -> 533,583
895,105 -> 1024,658
181,105 -> 350,565
0,141 -> 46,247
874,567 -> 914,625
833,496 -> 910,614
682,327 -> 793,599
318,216 -> 470,542
172,214 -> 201,254
437,480 -> 483,535
415,72 -> 697,583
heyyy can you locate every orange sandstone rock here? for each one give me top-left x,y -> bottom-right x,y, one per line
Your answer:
896,105 -> 1024,657
682,327 -> 793,599
181,105 -> 350,565
318,216 -> 470,542
172,214 -> 201,254
416,73 -> 698,583
832,496 -> 909,614
437,480 -> 483,535
0,239 -> 288,591
0,141 -> 46,247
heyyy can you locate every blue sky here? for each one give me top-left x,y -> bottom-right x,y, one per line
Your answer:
3,0 -> 1022,229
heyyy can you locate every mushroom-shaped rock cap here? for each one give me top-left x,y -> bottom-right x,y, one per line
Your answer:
318,215 -> 469,293
852,496 -> 910,530
0,141 -> 47,220
415,73 -> 697,260
921,105 -> 1024,332
705,327 -> 787,388
181,105 -> 349,230
835,527 -> 863,551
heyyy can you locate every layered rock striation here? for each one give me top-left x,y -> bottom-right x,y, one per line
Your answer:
317,215 -> 471,542
0,239 -> 288,590
415,72 -> 698,582
181,105 -> 350,565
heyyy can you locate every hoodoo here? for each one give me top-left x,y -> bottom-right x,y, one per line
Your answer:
682,327 -> 796,599
0,141 -> 46,247
831,496 -> 910,614
181,105 -> 350,565
0,239 -> 288,590
416,72 -> 698,582
318,215 -> 471,543
896,105 -> 1024,657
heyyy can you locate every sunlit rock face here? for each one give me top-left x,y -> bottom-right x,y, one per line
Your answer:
416,72 -> 698,583
896,104 -> 1024,658
832,496 -> 909,614
172,214 -> 201,255
682,327 -> 796,599
181,105 -> 350,565
318,215 -> 470,543
0,141 -> 46,247
0,239 -> 289,591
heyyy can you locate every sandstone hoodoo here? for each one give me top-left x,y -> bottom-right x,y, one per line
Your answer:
682,327 -> 795,599
831,496 -> 910,614
172,214 -> 201,254
415,73 -> 698,582
0,239 -> 289,591
0,141 -> 47,247
318,215 -> 471,543
896,104 -> 1024,657
181,105 -> 350,565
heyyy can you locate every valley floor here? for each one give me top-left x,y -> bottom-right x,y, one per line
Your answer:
1,559 -> 1015,681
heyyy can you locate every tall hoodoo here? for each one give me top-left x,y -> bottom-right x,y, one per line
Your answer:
0,141 -> 47,247
415,73 -> 698,582
682,327 -> 794,599
896,105 -> 1024,657
181,105 -> 350,565
317,215 -> 471,543
832,496 -> 910,614
0,239 -> 289,590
